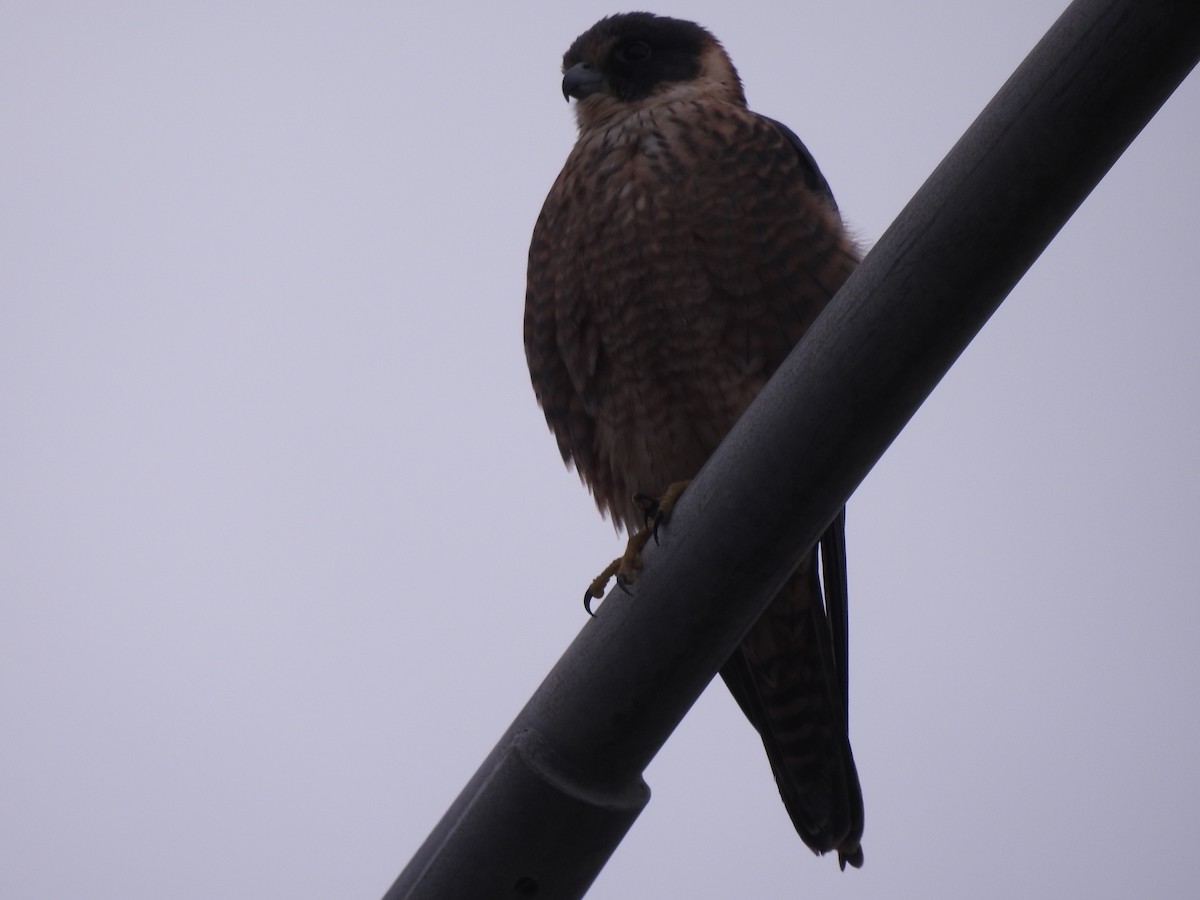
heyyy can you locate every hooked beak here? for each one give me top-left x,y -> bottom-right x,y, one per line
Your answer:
562,62 -> 604,101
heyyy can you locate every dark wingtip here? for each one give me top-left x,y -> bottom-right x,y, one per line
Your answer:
838,845 -> 864,871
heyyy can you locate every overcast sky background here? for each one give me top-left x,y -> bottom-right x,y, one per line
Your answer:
3,1 -> 1198,898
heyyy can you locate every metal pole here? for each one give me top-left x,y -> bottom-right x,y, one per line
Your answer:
385,0 -> 1200,896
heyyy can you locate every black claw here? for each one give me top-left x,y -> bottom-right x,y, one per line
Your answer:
632,492 -> 659,522
633,491 -> 666,544
583,591 -> 598,617
650,510 -> 665,544
614,573 -> 634,595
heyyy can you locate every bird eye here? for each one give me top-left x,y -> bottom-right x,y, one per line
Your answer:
617,41 -> 652,63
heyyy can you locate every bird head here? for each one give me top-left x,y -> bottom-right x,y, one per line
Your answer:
560,13 -> 746,131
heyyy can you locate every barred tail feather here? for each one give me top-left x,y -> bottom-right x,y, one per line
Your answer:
718,515 -> 864,868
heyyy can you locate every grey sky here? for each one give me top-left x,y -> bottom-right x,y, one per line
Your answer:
3,2 -> 1197,898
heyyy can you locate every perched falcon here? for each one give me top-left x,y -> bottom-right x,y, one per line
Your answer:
524,13 -> 865,868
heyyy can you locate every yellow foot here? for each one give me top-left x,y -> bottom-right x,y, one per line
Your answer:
584,528 -> 651,615
632,479 -> 690,543
582,480 -> 691,616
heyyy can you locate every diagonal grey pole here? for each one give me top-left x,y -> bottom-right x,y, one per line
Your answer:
385,1 -> 1200,897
